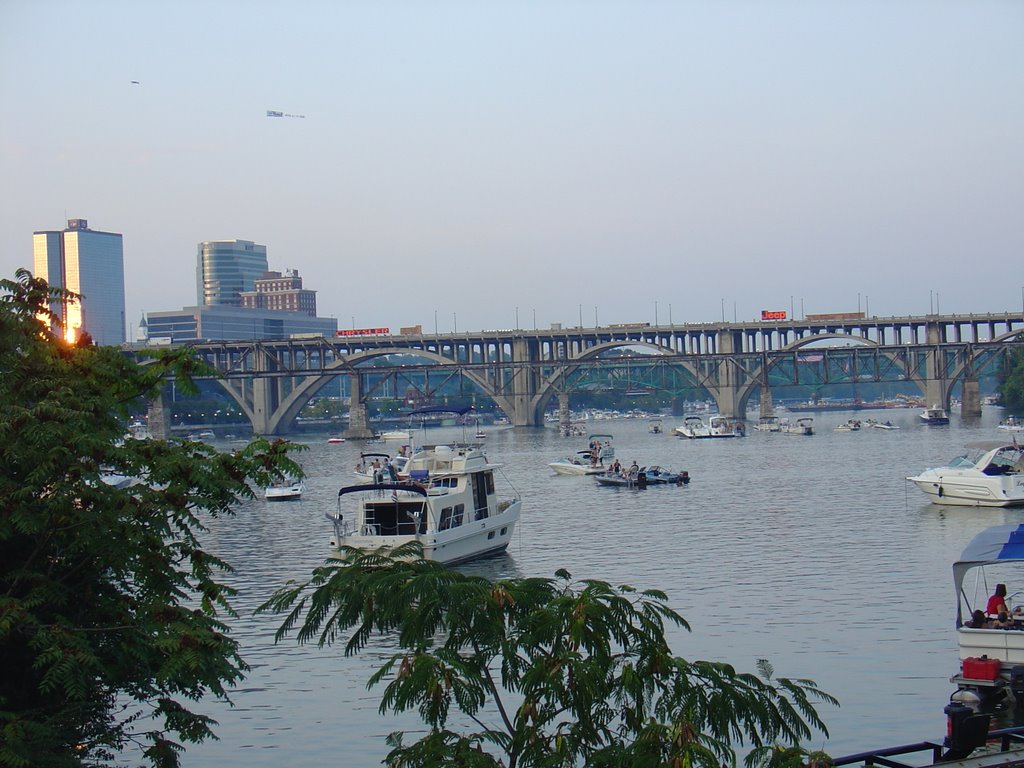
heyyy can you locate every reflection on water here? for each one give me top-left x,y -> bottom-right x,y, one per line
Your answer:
151,409 -> 1024,765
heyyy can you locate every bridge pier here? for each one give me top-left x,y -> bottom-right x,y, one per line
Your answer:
712,329 -> 743,419
344,374 -> 376,439
147,389 -> 171,440
961,375 -> 982,419
558,393 -> 570,434
924,320 -> 951,413
510,337 -> 542,426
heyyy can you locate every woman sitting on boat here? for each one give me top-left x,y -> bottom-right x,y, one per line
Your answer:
987,583 -> 1010,617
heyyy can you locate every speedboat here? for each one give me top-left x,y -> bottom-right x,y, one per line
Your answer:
675,415 -> 742,438
595,465 -> 690,488
951,524 -> 1024,705
871,420 -> 900,430
325,443 -> 521,565
549,451 -> 604,475
379,429 -> 413,441
327,436 -> 345,444
920,406 -> 950,425
754,415 -> 782,432
833,419 -> 862,432
648,419 -> 664,434
907,441 -> 1024,507
780,417 -> 814,436
265,477 -> 305,501
999,417 -> 1024,433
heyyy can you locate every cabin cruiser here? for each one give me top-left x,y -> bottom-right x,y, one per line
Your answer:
907,442 -> 1024,507
754,415 -> 782,432
951,524 -> 1024,705
265,477 -> 305,501
675,415 -> 742,438
780,417 -> 814,436
326,443 -> 521,565
548,450 -> 605,475
920,406 -> 950,425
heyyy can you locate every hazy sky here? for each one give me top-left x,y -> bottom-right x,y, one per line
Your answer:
1,1 -> 1022,336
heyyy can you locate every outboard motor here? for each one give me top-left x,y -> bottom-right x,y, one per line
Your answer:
943,701 -> 991,760
637,471 -> 647,489
680,471 -> 690,486
1010,666 -> 1024,703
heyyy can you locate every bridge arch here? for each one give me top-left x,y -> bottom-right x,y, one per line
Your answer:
261,346 -> 517,435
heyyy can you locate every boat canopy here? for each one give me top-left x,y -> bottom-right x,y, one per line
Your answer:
954,523 -> 1024,624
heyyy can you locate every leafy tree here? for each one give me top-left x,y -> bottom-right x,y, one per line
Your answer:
0,270 -> 303,767
261,544 -> 836,768
998,345 -> 1024,412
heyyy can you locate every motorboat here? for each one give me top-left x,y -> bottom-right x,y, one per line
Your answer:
595,465 -> 690,488
327,436 -> 345,444
907,441 -> 1024,507
871,420 -> 900,430
549,450 -> 605,475
780,417 -> 814,436
325,443 -> 521,565
999,417 -> 1024,433
950,524 -> 1024,705
833,419 -> 862,432
265,477 -> 305,501
920,406 -> 950,425
754,415 -> 782,432
675,415 -> 742,439
648,419 -> 664,434
379,429 -> 413,441
354,451 -> 410,484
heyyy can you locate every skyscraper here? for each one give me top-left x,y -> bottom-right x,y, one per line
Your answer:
196,239 -> 268,306
33,218 -> 126,346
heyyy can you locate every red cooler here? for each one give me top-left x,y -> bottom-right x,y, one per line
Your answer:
962,656 -> 1002,680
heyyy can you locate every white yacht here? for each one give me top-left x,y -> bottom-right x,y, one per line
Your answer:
907,441 -> 1024,507
920,406 -> 950,425
675,415 -> 742,439
326,443 -> 521,565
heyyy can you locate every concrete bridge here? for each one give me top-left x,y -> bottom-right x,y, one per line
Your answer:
144,312 -> 1024,436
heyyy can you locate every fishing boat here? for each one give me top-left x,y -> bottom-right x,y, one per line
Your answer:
325,443 -> 521,565
907,441 -> 1024,507
595,465 -> 689,488
950,523 -> 1024,705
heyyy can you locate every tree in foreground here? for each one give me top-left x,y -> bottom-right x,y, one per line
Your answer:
0,270 -> 303,767
998,344 -> 1024,412
262,543 -> 836,768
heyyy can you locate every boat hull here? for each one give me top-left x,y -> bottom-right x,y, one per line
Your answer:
265,484 -> 304,500
908,473 -> 1024,507
549,462 -> 604,475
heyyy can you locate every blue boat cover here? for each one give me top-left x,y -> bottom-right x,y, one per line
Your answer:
953,524 -> 1024,625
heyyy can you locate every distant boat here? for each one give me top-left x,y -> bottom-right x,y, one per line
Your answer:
920,407 -> 950,426
265,477 -> 304,501
327,436 -> 345,444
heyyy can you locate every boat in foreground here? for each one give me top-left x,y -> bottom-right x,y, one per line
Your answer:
951,523 -> 1024,705
326,443 -> 521,565
265,478 -> 305,500
907,441 -> 1024,507
675,415 -> 743,438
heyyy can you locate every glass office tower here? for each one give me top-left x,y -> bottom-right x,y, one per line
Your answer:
32,219 -> 126,346
196,239 -> 269,306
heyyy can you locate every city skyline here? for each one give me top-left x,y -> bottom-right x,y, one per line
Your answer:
2,2 -> 1022,335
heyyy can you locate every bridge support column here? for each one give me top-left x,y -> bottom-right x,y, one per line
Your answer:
509,337 -> 541,426
251,378 -> 275,435
558,393 -> 570,435
924,320 -> 950,411
713,329 -> 743,419
961,375 -> 981,419
147,388 -> 171,440
344,374 -> 375,439
759,384 -> 774,418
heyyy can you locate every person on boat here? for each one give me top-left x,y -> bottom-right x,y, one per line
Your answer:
987,583 -> 1010,617
992,611 -> 1014,629
966,609 -> 989,628
628,460 -> 639,479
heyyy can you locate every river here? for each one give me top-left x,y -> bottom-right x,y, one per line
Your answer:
173,407 -> 1022,765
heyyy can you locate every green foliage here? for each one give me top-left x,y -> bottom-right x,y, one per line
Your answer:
998,344 -> 1024,412
261,545 -> 836,768
0,269 -> 304,767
